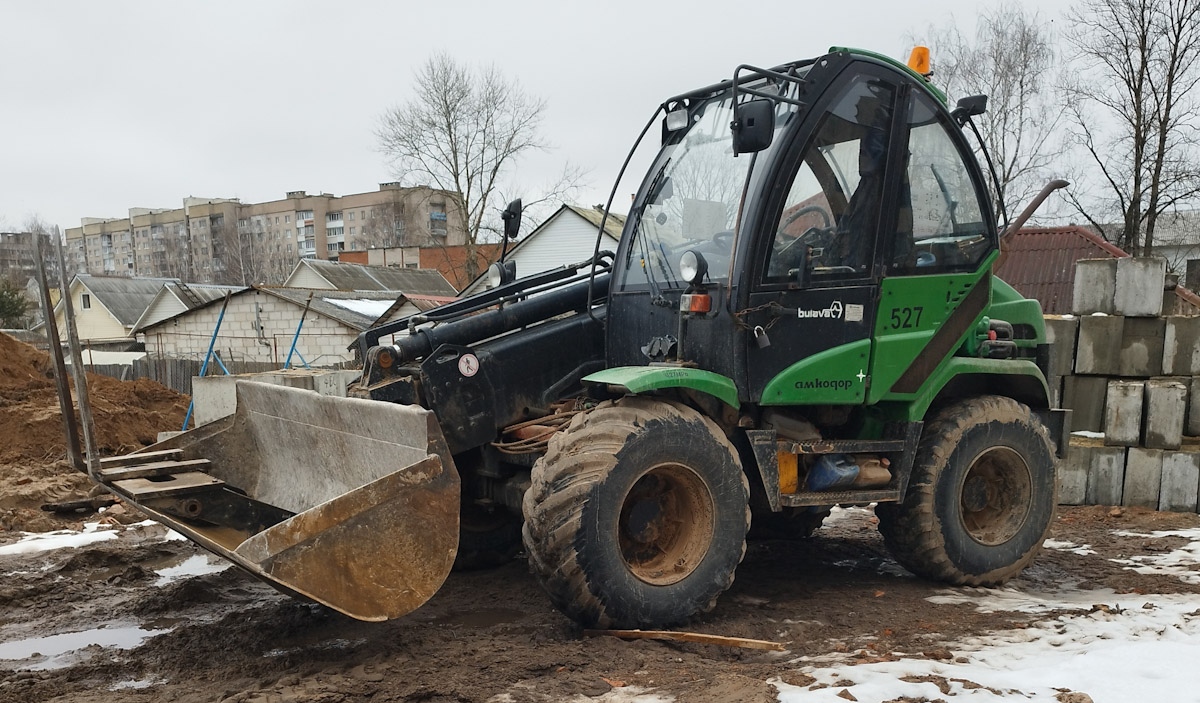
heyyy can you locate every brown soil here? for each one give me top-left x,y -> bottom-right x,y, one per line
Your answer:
1,330 -> 1196,702
0,332 -> 188,532
0,505 -> 1195,703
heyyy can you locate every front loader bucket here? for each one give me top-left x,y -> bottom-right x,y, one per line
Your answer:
96,381 -> 459,622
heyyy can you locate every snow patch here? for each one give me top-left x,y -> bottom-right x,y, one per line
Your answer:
780,590 -> 1200,702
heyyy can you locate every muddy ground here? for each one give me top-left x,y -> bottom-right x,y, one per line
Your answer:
1,503 -> 1197,703
2,332 -> 1198,701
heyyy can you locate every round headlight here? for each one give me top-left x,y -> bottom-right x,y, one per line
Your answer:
487,262 -> 505,289
679,250 -> 708,285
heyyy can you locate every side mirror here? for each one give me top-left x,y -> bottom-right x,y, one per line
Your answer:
501,199 -> 522,239
731,99 -> 775,154
950,95 -> 988,126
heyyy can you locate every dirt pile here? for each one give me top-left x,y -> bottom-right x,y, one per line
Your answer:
0,332 -> 189,528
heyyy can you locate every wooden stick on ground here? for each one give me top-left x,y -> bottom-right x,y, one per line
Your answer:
583,629 -> 785,652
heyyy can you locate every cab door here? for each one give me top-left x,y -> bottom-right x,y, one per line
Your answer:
867,89 -> 998,402
744,68 -> 903,405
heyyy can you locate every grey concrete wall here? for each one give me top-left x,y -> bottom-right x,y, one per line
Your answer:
1073,259 -> 1117,315
1115,257 -> 1166,317
1123,448 -> 1164,508
1160,452 -> 1200,512
1119,317 -> 1166,377
1076,316 -> 1125,375
1144,379 -> 1187,450
1104,380 -> 1145,447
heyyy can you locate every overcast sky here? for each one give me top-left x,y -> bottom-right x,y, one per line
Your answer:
0,0 -> 1072,232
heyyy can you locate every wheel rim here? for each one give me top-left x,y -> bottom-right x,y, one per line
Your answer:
958,446 -> 1033,546
617,463 -> 715,586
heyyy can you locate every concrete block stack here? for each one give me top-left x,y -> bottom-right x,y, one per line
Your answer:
1057,257 -> 1200,513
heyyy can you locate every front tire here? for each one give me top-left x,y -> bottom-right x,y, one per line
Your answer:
522,397 -> 750,629
876,395 -> 1057,586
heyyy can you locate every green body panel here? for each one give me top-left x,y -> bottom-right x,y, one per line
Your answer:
868,269 -> 988,404
878,357 -> 1050,422
760,338 -> 872,405
990,276 -> 1047,345
583,366 -> 741,409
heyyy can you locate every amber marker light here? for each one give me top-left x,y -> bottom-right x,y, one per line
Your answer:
907,46 -> 932,78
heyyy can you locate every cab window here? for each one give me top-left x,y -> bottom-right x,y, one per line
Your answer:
891,91 -> 992,273
764,74 -> 896,286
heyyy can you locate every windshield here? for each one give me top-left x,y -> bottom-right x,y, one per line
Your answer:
622,76 -> 802,290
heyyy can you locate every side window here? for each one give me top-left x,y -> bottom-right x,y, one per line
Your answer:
765,74 -> 895,285
892,92 -> 992,273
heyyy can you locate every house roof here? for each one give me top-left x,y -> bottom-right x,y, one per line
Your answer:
994,226 -> 1200,314
138,286 -> 418,334
74,274 -> 179,327
132,282 -> 246,332
404,293 -> 458,312
287,259 -> 457,296
257,288 -> 411,332
992,227 -> 1123,315
563,204 -> 627,240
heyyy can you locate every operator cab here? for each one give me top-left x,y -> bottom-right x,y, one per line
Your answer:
607,48 -> 998,406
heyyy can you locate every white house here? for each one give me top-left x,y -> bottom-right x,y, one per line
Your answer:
137,286 -> 454,366
460,205 -> 625,296
50,274 -> 176,344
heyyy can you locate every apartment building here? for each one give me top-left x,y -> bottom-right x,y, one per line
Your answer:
65,184 -> 465,285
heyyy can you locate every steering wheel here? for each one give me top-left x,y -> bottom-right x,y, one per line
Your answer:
779,204 -> 832,233
712,230 -> 734,248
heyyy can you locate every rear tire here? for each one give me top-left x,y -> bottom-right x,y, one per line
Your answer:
876,395 -> 1057,585
522,397 -> 750,629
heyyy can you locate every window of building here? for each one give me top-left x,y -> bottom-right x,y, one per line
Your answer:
285,215 -> 291,223
81,294 -> 91,309
327,227 -> 344,237
275,216 -> 280,225
348,212 -> 355,221
297,210 -> 313,221
326,212 -> 342,223
349,226 -> 356,235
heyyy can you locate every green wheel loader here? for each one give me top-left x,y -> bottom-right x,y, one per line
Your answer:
95,47 -> 1069,628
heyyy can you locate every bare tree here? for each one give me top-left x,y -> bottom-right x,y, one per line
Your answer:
1062,0 -> 1200,254
926,3 -> 1062,213
377,53 -> 582,281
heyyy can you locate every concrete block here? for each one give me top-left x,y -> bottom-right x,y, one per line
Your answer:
1143,378 -> 1187,449
1103,380 -> 1144,446
1073,259 -> 1118,315
1043,316 -> 1079,378
1123,447 -> 1164,508
191,376 -> 242,427
1189,377 -> 1200,436
1159,451 -> 1200,512
1086,446 -> 1126,506
1119,317 -> 1165,377
1063,375 -> 1108,432
1058,444 -> 1092,505
1115,257 -> 1167,317
1047,374 -> 1065,409
1163,317 -> 1200,375
1076,315 -> 1125,375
